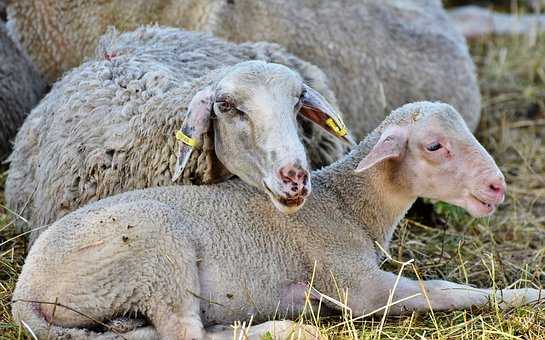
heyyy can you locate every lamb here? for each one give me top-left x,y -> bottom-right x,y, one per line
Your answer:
5,0 -> 481,136
0,22 -> 46,160
12,102 -> 541,340
5,27 -> 352,243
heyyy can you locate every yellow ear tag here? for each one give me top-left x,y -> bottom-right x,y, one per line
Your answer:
325,118 -> 348,137
175,131 -> 198,148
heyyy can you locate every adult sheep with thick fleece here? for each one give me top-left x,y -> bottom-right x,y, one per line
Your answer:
6,27 -> 352,243
6,0 -> 481,136
0,23 -> 46,160
12,102 -> 540,340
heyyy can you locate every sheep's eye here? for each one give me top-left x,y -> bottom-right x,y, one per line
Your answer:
426,142 -> 442,152
216,101 -> 232,112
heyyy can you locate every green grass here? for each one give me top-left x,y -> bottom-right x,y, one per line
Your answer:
1,18 -> 545,340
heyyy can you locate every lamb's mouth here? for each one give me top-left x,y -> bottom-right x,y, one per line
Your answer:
469,193 -> 497,213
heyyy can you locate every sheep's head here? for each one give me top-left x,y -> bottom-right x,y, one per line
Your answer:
174,61 -> 354,214
355,102 -> 505,218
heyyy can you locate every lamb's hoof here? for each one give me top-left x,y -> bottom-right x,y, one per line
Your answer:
497,288 -> 545,309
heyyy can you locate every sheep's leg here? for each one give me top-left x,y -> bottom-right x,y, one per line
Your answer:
205,320 -> 321,340
352,270 -> 543,316
147,302 -> 204,340
58,200 -> 211,340
148,309 -> 321,340
148,305 -> 322,340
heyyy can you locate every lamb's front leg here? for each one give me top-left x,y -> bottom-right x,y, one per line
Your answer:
351,270 -> 543,316
204,320 -> 321,340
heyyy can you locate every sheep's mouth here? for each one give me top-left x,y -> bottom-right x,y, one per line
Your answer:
277,196 -> 306,207
263,181 -> 307,214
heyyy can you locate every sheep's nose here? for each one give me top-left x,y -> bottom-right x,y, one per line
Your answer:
486,178 -> 506,203
278,164 -> 309,197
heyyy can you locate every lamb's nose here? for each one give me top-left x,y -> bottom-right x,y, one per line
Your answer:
487,178 -> 506,202
278,164 -> 309,195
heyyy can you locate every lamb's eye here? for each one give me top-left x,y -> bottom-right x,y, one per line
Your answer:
426,142 -> 442,152
216,101 -> 232,112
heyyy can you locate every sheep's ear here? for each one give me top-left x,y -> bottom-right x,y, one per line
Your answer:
172,87 -> 214,182
299,84 -> 356,146
355,126 -> 408,173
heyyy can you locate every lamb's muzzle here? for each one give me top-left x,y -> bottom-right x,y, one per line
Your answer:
466,174 -> 506,216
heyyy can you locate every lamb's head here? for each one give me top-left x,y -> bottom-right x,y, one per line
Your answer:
174,60 -> 353,214
355,102 -> 505,217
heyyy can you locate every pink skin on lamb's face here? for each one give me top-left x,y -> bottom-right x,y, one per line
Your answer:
355,105 -> 506,218
431,140 -> 506,218
408,122 -> 506,218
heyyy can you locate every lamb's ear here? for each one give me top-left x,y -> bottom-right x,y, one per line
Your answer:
355,125 -> 408,173
172,87 -> 214,182
299,84 -> 356,146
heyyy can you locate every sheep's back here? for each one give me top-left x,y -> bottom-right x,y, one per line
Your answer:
7,0 -> 480,137
208,0 -> 480,137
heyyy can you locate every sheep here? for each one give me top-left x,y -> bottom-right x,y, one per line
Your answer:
12,101 -> 541,340
5,26 -> 352,244
0,22 -> 46,160
6,0 -> 481,137
448,5 -> 545,38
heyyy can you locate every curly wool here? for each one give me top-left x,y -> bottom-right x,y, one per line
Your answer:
5,26 -> 346,243
7,0 -> 480,136
0,23 -> 45,160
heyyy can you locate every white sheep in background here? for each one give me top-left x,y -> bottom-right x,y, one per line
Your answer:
0,22 -> 45,160
12,102 -> 540,340
6,26 -> 353,243
448,5 -> 545,38
6,0 -> 481,137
